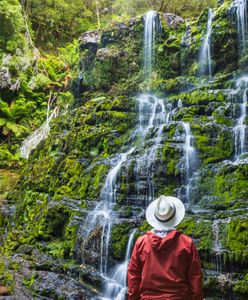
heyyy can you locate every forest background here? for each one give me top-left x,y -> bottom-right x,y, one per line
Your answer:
21,0 -> 217,49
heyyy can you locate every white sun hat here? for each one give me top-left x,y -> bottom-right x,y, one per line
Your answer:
146,195 -> 185,230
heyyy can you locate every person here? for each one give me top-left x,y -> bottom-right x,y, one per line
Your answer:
128,195 -> 203,300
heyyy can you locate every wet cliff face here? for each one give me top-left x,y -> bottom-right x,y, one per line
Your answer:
1,0 -> 248,299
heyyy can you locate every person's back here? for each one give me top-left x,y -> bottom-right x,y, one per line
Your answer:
128,196 -> 203,300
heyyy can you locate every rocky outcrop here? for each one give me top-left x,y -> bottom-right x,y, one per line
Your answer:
163,13 -> 185,28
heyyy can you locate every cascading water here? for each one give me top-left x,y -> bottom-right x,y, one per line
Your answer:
135,93 -> 168,206
83,12 -> 163,299
212,218 -> 230,274
182,122 -> 195,180
178,122 -> 198,203
82,148 -> 134,275
198,8 -> 214,78
143,11 -> 161,82
212,219 -> 223,273
134,11 -> 164,206
233,0 -> 248,54
233,76 -> 248,158
103,230 -> 137,300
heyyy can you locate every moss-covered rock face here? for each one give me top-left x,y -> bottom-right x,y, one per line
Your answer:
1,1 -> 248,299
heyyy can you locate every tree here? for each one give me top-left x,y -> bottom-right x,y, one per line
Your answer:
0,0 -> 26,54
20,0 -> 97,49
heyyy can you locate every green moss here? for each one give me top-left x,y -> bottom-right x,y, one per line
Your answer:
0,259 -> 14,292
234,274 -> 248,294
161,142 -> 180,176
215,164 -> 248,203
178,217 -> 213,251
178,217 -> 195,236
194,125 -> 233,164
8,261 -> 20,271
23,273 -> 37,289
45,240 -> 74,259
111,223 -> 133,260
88,164 -> 109,198
227,219 -> 248,253
137,221 -> 152,237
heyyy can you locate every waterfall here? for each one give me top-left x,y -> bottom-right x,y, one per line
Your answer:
198,8 -> 214,78
103,230 -> 137,300
182,122 -> 195,179
233,76 -> 248,158
179,122 -> 198,203
84,11 -> 166,299
212,218 -> 230,273
82,148 -> 135,275
212,220 -> 223,273
134,12 -> 164,205
234,0 -> 248,54
144,11 -> 161,82
135,94 -> 168,206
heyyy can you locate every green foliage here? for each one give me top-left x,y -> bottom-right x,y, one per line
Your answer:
178,218 -> 213,251
137,221 -> 152,236
21,0 -> 218,50
234,274 -> 248,294
194,125 -> 234,164
21,0 -> 96,49
215,164 -> 248,203
45,240 -> 74,259
0,259 -> 14,292
0,0 -> 26,54
0,40 -> 79,167
0,169 -> 19,198
227,219 -> 248,253
111,223 -> 132,259
23,273 -> 37,289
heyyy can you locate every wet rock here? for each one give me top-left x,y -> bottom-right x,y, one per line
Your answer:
1,253 -> 99,299
31,271 -> 96,299
0,67 -> 12,89
163,13 -> 184,28
79,30 -> 101,50
181,25 -> 191,47
77,265 -> 102,287
96,47 -> 122,61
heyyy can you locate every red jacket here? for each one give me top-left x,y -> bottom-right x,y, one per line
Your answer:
128,230 -> 203,300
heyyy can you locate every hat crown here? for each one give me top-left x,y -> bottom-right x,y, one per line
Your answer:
155,196 -> 175,221
146,195 -> 185,230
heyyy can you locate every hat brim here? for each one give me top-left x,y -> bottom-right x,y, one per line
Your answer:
146,196 -> 185,230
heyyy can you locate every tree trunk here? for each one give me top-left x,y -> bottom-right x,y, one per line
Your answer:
95,0 -> 101,29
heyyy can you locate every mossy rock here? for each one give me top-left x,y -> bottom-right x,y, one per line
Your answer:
110,223 -> 133,260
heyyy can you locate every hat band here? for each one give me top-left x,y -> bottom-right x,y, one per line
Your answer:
154,208 -> 176,223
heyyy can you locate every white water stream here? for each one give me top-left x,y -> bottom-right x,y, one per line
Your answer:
181,122 -> 197,203
232,76 -> 248,158
144,11 -> 161,80
198,8 -> 214,78
83,148 -> 135,275
103,230 -> 137,300
135,93 -> 168,206
233,0 -> 248,54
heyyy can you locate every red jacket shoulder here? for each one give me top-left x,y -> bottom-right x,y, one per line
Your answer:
177,232 -> 194,251
179,233 -> 193,243
133,234 -> 150,252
